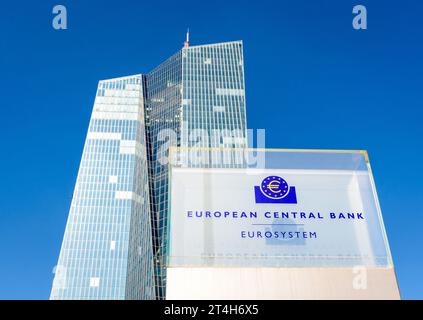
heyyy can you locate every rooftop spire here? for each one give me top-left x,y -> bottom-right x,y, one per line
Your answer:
184,28 -> 190,48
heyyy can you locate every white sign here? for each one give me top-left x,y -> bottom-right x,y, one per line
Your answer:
168,167 -> 391,268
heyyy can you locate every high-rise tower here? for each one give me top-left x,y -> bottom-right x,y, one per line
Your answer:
145,41 -> 247,298
51,40 -> 248,299
50,75 -> 155,299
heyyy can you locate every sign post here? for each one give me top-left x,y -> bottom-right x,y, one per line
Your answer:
166,148 -> 400,299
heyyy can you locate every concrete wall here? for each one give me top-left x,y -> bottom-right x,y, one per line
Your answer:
166,267 -> 400,300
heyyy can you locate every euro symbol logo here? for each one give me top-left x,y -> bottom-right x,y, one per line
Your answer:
260,176 -> 289,199
267,180 -> 282,193
255,176 -> 297,204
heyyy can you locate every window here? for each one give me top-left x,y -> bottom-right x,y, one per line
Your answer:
89,277 -> 100,287
110,240 -> 116,251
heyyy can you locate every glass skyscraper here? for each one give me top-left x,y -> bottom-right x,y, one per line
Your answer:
51,40 -> 247,300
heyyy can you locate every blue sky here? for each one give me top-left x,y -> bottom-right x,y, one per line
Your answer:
0,0 -> 422,299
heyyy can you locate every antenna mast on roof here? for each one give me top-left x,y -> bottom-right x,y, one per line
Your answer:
184,29 -> 190,48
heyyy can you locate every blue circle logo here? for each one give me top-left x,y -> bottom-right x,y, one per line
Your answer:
260,176 -> 289,199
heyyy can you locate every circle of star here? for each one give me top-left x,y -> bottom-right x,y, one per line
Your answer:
260,176 -> 289,199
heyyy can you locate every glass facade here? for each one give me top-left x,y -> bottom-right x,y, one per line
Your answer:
145,50 -> 183,298
181,41 -> 247,150
50,75 -> 155,299
51,41 -> 248,300
145,41 -> 248,298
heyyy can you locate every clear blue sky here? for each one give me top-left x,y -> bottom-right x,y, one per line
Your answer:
0,0 -> 422,299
